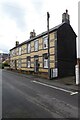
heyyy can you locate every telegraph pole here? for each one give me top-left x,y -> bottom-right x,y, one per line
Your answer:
47,12 -> 50,79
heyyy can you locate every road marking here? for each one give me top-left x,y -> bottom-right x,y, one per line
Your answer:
70,92 -> 78,96
32,80 -> 78,95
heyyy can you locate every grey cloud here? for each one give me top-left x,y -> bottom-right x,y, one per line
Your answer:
0,44 -> 9,53
31,0 -> 43,13
2,2 -> 27,31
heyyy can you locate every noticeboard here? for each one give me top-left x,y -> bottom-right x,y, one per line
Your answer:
52,68 -> 58,78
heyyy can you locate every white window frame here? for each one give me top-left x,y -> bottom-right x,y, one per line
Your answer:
34,39 -> 38,51
14,49 -> 16,56
22,46 -> 26,54
43,54 -> 48,68
18,59 -> 21,68
10,51 -> 12,57
27,43 -> 31,53
19,47 -> 21,55
27,57 -> 31,68
10,60 -> 14,68
16,48 -> 19,56
11,50 -> 14,57
27,61 -> 30,68
43,36 -> 48,49
44,58 -> 48,68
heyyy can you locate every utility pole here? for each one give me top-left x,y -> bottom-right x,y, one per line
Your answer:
47,12 -> 50,79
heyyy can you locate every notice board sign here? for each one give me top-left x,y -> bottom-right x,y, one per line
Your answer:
53,68 -> 58,78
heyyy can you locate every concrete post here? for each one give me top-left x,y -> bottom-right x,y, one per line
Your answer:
75,65 -> 80,85
47,12 -> 50,79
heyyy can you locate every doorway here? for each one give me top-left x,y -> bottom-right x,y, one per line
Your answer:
34,56 -> 39,73
15,60 -> 17,70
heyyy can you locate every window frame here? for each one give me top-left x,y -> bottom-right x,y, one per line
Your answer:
18,47 -> 21,56
11,50 -> 15,57
18,58 -> 21,68
43,53 -> 48,68
34,39 -> 39,51
10,51 -> 13,57
27,56 -> 31,68
27,43 -> 31,53
43,35 -> 48,49
16,48 -> 19,56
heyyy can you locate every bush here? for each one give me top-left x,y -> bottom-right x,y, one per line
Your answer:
0,63 -> 4,69
3,62 -> 9,67
0,62 -> 10,69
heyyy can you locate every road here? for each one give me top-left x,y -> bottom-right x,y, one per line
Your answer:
2,70 -> 79,118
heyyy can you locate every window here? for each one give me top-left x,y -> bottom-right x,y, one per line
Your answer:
54,32 -> 57,39
14,49 -> 17,56
19,47 -> 21,55
43,54 -> 48,68
27,57 -> 31,68
10,51 -> 12,57
18,59 -> 21,68
34,40 -> 38,51
16,48 -> 19,56
43,36 -> 48,49
27,43 -> 30,53
10,60 -> 14,68
11,50 -> 15,57
22,46 -> 26,54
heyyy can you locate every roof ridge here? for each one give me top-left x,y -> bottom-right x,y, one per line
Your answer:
10,22 -> 67,51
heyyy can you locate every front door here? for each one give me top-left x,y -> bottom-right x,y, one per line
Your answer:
15,60 -> 17,70
34,58 -> 39,73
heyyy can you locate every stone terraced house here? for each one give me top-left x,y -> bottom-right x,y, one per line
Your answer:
10,10 -> 77,79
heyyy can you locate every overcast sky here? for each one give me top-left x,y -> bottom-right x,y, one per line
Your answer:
0,0 -> 79,57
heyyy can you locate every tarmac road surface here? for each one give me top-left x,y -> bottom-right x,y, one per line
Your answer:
2,70 -> 79,118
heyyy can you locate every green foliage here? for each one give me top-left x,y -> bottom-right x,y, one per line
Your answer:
0,62 -> 10,69
0,63 -> 4,69
3,62 -> 9,66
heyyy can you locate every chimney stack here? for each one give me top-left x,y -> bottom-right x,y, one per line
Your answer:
62,9 -> 70,24
15,41 -> 19,47
30,29 -> 36,39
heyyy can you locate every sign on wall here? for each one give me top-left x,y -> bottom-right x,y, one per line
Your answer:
51,68 -> 58,78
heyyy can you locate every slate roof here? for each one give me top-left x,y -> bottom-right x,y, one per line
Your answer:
10,22 -> 76,51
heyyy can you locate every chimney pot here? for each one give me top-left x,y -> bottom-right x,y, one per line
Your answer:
62,9 -> 70,24
30,29 -> 36,39
66,9 -> 68,13
15,41 -> 19,47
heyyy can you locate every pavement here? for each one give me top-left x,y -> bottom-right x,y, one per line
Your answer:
7,69 -> 80,92
24,74 -> 80,92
